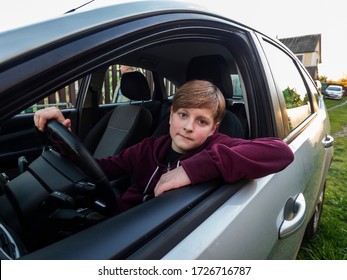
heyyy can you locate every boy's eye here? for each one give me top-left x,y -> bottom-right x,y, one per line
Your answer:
198,119 -> 208,126
178,112 -> 188,118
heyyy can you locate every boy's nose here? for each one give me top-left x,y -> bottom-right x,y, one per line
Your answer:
184,119 -> 194,131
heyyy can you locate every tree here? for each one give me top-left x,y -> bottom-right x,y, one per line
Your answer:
337,75 -> 347,88
318,75 -> 329,83
283,87 -> 305,108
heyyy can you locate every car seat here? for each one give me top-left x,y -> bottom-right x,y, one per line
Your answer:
152,55 -> 245,138
83,71 -> 153,158
186,55 -> 245,138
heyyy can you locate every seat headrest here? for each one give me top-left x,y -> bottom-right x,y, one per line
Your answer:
120,71 -> 151,101
186,55 -> 233,98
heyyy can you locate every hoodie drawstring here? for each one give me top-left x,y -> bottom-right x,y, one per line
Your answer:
142,161 -> 181,202
143,166 -> 159,195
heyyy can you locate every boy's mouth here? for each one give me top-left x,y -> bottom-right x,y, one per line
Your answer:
177,133 -> 193,141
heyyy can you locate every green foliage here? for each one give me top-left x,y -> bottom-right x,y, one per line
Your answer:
283,87 -> 305,108
324,98 -> 346,110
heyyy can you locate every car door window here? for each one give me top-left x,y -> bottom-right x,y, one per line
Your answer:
21,80 -> 80,114
263,41 -> 313,131
230,74 -> 244,102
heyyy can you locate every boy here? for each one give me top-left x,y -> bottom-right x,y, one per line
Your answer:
34,80 -> 294,213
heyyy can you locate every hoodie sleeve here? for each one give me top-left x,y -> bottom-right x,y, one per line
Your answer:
180,136 -> 294,185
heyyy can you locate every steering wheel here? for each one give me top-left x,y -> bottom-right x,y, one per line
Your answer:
45,120 -> 117,215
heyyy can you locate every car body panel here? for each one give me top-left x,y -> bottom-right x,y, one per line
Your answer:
0,1 -> 333,260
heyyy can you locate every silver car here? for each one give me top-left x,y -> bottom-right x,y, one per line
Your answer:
0,1 -> 333,259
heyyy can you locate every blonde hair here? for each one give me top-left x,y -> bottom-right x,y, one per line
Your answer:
172,80 -> 225,124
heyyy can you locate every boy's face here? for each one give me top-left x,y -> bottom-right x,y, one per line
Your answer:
169,107 -> 218,154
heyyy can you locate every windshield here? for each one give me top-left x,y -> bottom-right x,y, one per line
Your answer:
327,86 -> 342,91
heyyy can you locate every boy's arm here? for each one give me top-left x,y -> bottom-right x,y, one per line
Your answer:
154,166 -> 191,197
181,137 -> 294,185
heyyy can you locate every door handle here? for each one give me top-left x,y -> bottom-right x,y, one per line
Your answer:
322,134 -> 334,148
279,193 -> 306,239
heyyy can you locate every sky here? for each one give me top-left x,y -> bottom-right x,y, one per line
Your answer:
1,0 -> 346,80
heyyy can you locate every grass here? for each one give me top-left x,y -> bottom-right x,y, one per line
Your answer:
296,97 -> 347,260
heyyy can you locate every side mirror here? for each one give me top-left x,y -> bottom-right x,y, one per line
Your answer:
315,80 -> 322,91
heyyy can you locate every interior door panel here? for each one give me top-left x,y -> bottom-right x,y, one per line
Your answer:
0,110 -> 77,175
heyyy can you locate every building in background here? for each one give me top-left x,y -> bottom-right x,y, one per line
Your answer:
279,34 -> 322,80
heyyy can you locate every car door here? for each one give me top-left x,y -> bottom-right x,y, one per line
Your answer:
259,36 -> 333,258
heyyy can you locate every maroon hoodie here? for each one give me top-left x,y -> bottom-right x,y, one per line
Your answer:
96,134 -> 294,213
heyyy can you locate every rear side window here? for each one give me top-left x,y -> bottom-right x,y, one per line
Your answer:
21,80 -> 80,114
99,64 -> 177,105
99,65 -> 154,105
262,41 -> 313,131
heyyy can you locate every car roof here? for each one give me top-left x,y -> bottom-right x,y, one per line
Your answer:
0,0 -> 267,119
0,1 -> 210,64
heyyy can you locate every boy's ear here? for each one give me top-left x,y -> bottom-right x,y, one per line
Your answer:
210,122 -> 220,136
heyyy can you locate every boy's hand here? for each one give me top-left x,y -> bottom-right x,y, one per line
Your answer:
34,107 -> 71,132
154,166 -> 192,197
